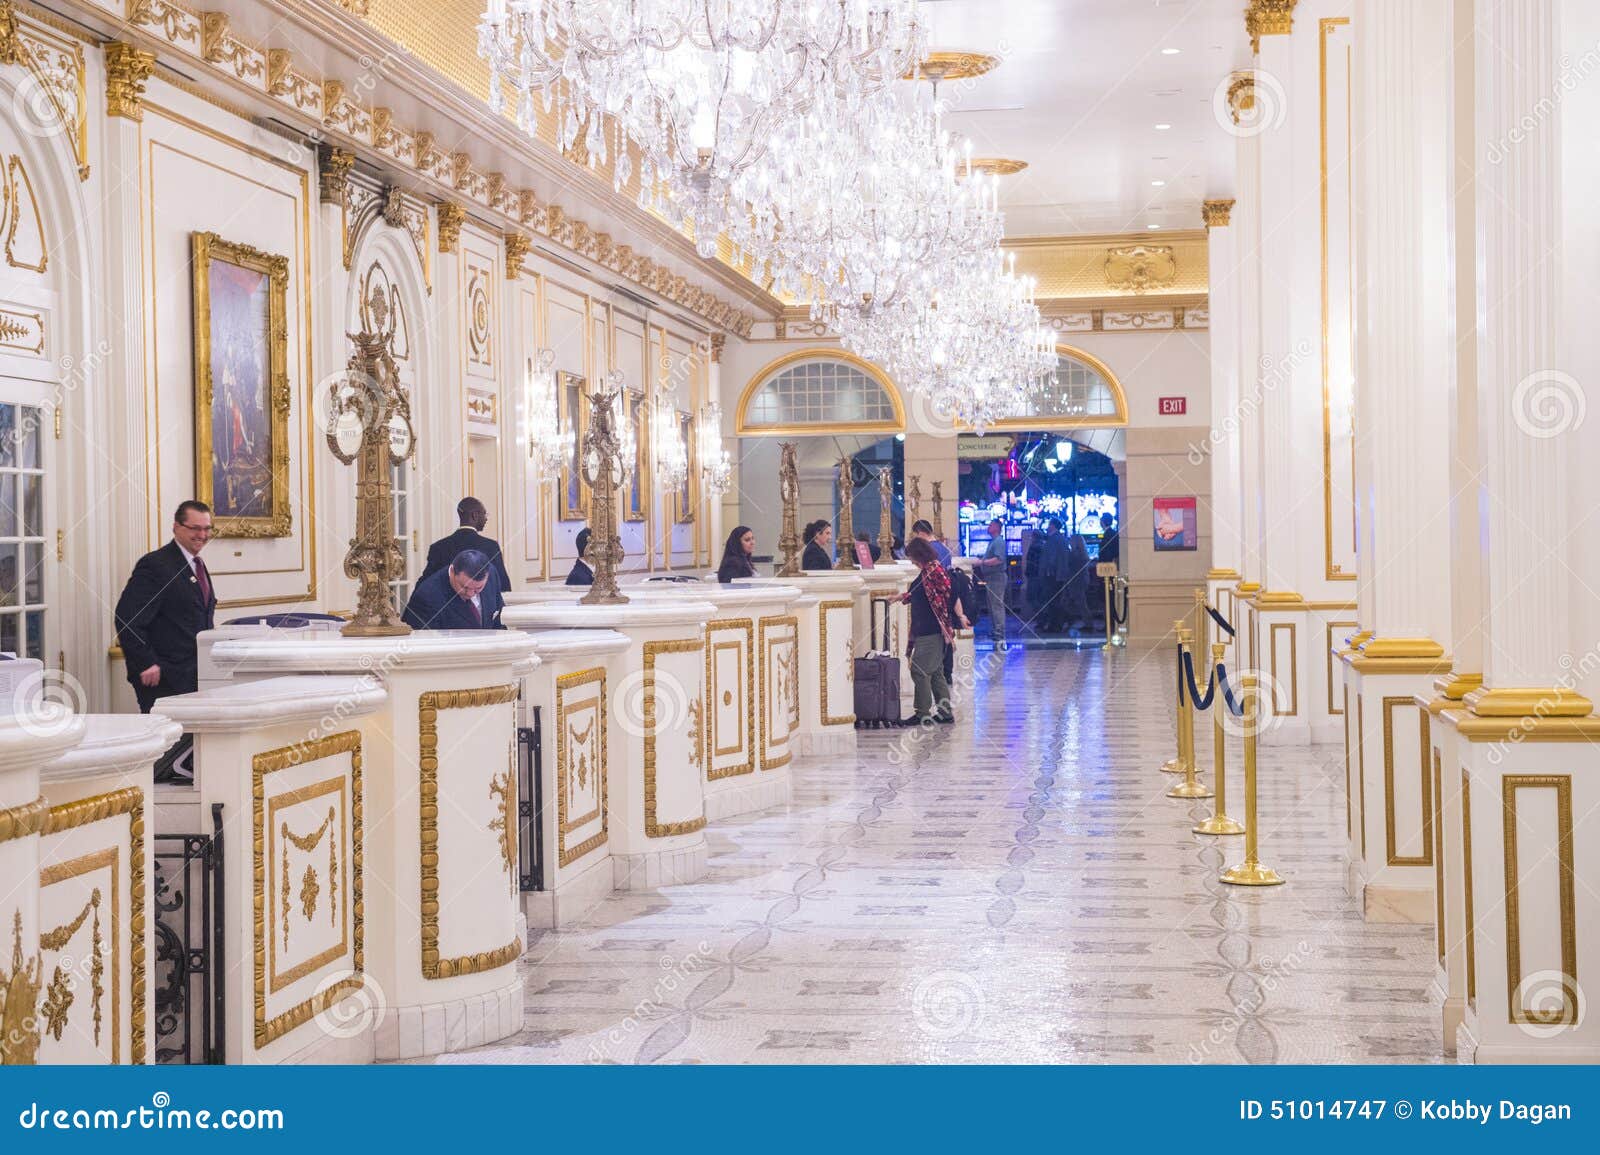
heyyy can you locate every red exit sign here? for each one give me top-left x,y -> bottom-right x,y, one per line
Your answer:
1159,396 -> 1187,416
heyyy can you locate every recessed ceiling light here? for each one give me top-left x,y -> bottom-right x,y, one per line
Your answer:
1154,123 -> 1172,130
1147,224 -> 1162,230
1151,179 -> 1166,187
1161,47 -> 1181,55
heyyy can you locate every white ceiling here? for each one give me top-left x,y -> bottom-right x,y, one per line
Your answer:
920,0 -> 1253,237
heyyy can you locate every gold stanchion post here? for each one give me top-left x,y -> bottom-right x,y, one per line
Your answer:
1160,619 -> 1185,773
1167,628 -> 1212,799
1097,561 -> 1118,647
1220,675 -> 1285,885
1194,642 -> 1245,836
1193,587 -> 1208,656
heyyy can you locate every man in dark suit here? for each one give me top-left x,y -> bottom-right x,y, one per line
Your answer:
115,500 -> 219,714
565,527 -> 595,586
419,497 -> 512,591
402,549 -> 505,630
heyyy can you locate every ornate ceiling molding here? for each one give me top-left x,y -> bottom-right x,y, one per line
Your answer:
1202,199 -> 1234,228
61,0 -> 761,335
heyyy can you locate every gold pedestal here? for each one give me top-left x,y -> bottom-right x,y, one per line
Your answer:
1167,779 -> 1214,799
1220,861 -> 1285,887
1194,814 -> 1245,836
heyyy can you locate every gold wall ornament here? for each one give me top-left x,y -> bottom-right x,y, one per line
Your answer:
1202,199 -> 1235,229
318,144 -> 354,206
775,441 -> 802,577
1227,72 -> 1257,124
417,685 -> 522,979
1502,775 -> 1577,1026
710,333 -> 726,363
1,6 -> 90,179
930,480 -> 945,543
904,50 -> 1000,82
758,615 -> 799,770
103,41 -> 154,121
465,263 -> 492,367
966,157 -> 1028,177
579,385 -> 629,605
705,618 -> 756,779
435,201 -> 464,253
0,308 -> 41,353
503,232 -> 530,280
877,467 -> 895,560
1246,0 -> 1298,53
555,667 -> 608,867
0,910 -> 41,1064
192,231 -> 293,538
641,639 -> 709,838
324,328 -> 414,635
488,757 -> 517,887
833,457 -> 858,570
1104,244 -> 1178,294
0,0 -> 17,64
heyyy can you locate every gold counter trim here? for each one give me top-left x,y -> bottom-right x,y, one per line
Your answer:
818,599 -> 856,726
41,786 -> 145,1062
1432,749 -> 1445,964
418,685 -> 520,978
642,639 -> 709,838
1342,683 -> 1352,839
1325,619 -> 1358,715
252,731 -> 363,1046
758,614 -> 798,771
37,847 -> 119,1061
1269,622 -> 1298,716
1356,693 -> 1367,859
0,795 -> 48,843
1502,775 -> 1577,1027
555,667 -> 608,867
1461,766 -> 1476,1009
705,617 -> 755,779
1464,686 -> 1593,718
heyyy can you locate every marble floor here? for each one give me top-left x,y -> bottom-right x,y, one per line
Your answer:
432,644 -> 1441,1065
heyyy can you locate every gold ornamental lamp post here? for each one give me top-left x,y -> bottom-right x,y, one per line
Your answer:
775,441 -> 802,577
833,456 -> 858,570
877,467 -> 895,559
930,480 -> 946,543
907,474 -> 922,526
324,327 -> 415,637
579,385 -> 629,605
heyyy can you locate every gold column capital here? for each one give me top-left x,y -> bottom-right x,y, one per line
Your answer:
1246,0 -> 1297,54
104,41 -> 157,122
710,333 -> 726,364
1202,199 -> 1235,228
1226,72 -> 1256,125
436,202 -> 465,254
0,1 -> 22,68
503,232 -> 530,280
318,145 -> 355,206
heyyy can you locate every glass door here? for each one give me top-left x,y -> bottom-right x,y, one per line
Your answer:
0,402 -> 48,659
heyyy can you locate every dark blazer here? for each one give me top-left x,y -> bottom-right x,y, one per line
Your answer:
420,527 -> 512,591
114,540 -> 217,695
401,566 -> 505,630
1098,529 -> 1120,569
801,542 -> 832,571
564,559 -> 594,586
717,556 -> 757,584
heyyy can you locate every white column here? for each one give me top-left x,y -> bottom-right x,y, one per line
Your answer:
1351,0 -> 1453,658
1204,199 -> 1242,582
1234,126 -> 1264,590
1467,0 -> 1589,714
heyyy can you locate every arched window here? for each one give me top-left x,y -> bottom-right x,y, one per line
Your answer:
989,345 -> 1128,429
736,350 -> 905,435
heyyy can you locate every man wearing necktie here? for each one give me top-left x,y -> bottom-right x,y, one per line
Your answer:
401,548 -> 506,631
114,500 -> 219,714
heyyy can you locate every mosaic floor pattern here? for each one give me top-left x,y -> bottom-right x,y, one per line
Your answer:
428,644 -> 1441,1065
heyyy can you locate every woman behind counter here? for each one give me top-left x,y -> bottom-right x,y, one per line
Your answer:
717,525 -> 758,583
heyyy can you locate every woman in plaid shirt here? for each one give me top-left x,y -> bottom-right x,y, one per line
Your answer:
901,536 -> 955,724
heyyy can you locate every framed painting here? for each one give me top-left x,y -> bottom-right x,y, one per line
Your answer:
674,410 -> 696,525
557,371 -> 589,522
192,231 -> 292,537
625,388 -> 648,522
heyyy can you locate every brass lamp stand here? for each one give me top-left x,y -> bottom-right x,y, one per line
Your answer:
579,386 -> 629,606
877,468 -> 896,559
833,457 -> 858,570
775,442 -> 802,577
324,328 -> 414,637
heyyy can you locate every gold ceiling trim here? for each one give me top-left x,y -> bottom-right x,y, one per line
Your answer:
1004,231 -> 1208,301
967,157 -> 1028,177
904,50 -> 999,82
100,0 -> 758,335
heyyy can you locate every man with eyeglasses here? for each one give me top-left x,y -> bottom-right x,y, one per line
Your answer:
114,500 -> 218,715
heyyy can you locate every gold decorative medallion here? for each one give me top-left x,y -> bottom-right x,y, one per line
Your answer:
1104,244 -> 1178,294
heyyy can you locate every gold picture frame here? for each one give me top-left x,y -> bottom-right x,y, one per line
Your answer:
192,231 -> 292,537
557,370 -> 589,522
625,389 -> 648,522
675,410 -> 696,524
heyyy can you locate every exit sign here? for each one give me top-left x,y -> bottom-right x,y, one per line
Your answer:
1159,396 -> 1187,415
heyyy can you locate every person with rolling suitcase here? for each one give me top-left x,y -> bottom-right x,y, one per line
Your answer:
898,537 -> 955,725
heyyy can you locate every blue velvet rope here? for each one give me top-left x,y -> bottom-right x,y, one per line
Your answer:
1216,661 -> 1245,717
1182,648 -> 1217,711
1207,605 -> 1236,637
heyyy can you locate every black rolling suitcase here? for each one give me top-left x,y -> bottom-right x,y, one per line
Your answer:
853,652 -> 902,728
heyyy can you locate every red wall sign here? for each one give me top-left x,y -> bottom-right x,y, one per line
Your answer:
1158,396 -> 1187,416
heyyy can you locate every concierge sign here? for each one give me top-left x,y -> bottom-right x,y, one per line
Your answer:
1153,496 -> 1197,551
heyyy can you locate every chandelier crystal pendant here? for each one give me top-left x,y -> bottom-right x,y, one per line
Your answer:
697,400 -> 733,496
479,1 -> 927,254
654,388 -> 689,491
524,348 -> 574,483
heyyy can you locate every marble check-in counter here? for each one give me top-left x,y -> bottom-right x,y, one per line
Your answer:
160,629 -> 537,1062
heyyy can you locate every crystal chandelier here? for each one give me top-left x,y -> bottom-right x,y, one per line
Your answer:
697,401 -> 733,496
605,371 -> 638,485
524,348 -> 574,482
480,1 -> 926,254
